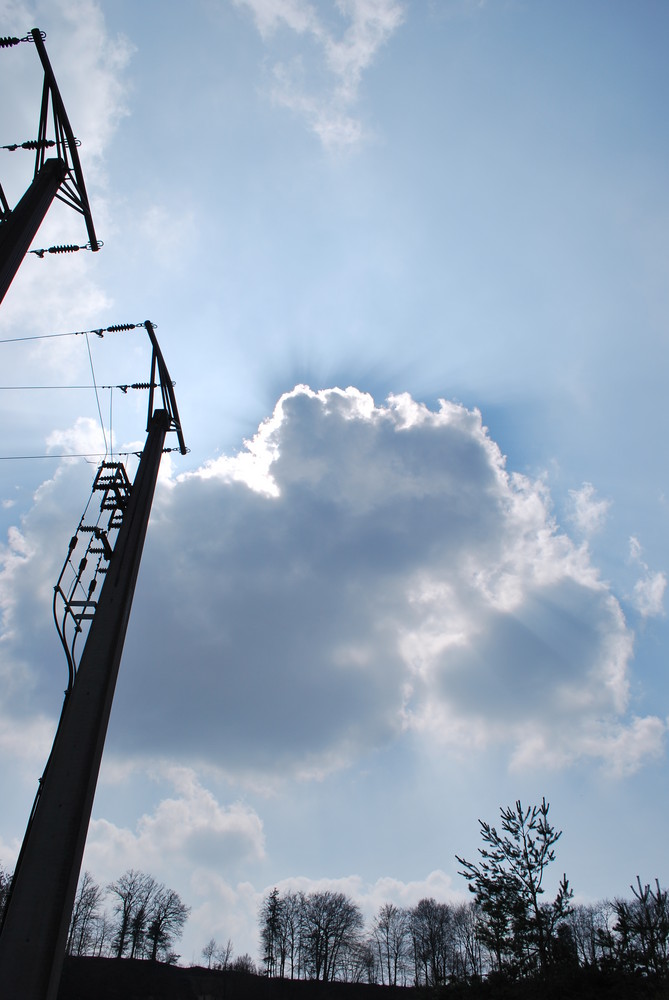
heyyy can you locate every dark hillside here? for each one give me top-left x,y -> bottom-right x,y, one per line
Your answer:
57,956 -> 411,1000
56,957 -> 669,1000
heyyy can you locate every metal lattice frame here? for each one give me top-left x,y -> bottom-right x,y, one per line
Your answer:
30,27 -> 99,250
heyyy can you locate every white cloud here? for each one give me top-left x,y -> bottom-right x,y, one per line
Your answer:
567,481 -> 611,536
629,535 -> 666,619
84,767 -> 265,879
1,386 -> 663,790
263,867 -> 463,926
182,866 -> 465,963
233,0 -> 405,147
580,715 -> 666,778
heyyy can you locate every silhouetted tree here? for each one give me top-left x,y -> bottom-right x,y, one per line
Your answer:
200,937 -> 233,969
344,938 -> 377,983
67,871 -> 102,956
566,902 -> 611,968
457,798 -> 572,978
303,890 -> 363,982
452,900 -> 483,981
0,863 -> 13,922
107,870 -> 187,961
146,884 -> 189,961
260,887 -> 284,976
216,937 -> 234,970
410,897 -> 456,986
281,890 -> 306,979
202,938 -> 217,968
232,952 -> 256,973
603,878 -> 669,976
372,902 -> 410,985
108,870 -> 154,958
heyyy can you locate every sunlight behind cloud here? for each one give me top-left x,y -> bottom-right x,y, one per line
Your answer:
1,385 -> 656,781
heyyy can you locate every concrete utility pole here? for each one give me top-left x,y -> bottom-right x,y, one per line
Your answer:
0,321 -> 185,1000
0,28 -> 99,305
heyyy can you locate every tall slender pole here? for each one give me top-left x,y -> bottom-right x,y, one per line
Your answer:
0,157 -> 67,305
0,409 -> 171,1000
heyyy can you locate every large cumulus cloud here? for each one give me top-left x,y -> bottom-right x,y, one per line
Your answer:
1,386 -> 663,779
113,386 -> 656,774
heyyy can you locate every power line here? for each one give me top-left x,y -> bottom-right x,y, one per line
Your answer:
0,452 -> 113,460
0,382 -> 160,390
0,321 -> 148,344
0,447 -> 184,461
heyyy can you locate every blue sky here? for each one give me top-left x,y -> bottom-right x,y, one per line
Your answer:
1,0 -> 668,966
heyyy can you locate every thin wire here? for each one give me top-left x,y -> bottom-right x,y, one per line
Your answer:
0,384 -> 98,389
0,321 -> 144,345
0,382 -> 157,390
109,387 -> 114,462
0,449 -> 181,460
84,333 -> 108,460
0,330 -> 78,344
0,453 -> 111,460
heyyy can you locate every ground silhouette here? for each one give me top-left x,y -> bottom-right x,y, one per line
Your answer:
56,956 -> 669,1000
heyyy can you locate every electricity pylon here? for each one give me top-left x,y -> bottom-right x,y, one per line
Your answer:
0,322 -> 186,1000
0,28 -> 100,305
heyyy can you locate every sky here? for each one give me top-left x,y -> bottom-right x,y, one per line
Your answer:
1,0 -> 668,968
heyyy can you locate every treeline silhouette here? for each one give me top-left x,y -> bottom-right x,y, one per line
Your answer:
256,882 -> 669,987
0,865 -> 189,964
260,798 -> 669,991
2,798 -> 668,996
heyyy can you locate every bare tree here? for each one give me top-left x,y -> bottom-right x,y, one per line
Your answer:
67,871 -> 102,956
344,938 -> 377,984
0,863 -> 13,923
303,890 -> 363,982
566,902 -> 610,968
146,885 -> 189,961
372,902 -> 410,985
216,938 -> 234,970
202,937 -> 217,968
91,909 -> 113,957
107,870 -> 156,958
410,897 -> 455,986
452,901 -> 483,981
258,889 -> 306,979
282,891 -> 305,979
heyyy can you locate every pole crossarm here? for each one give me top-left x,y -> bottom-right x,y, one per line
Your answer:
0,28 -> 100,304
30,28 -> 99,250
144,320 -> 188,455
